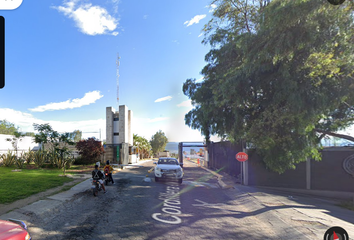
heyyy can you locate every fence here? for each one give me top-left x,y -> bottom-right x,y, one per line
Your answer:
208,141 -> 243,178
208,141 -> 354,193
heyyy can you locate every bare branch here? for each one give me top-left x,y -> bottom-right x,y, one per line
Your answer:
315,129 -> 354,142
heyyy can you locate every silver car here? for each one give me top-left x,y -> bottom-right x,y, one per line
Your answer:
154,157 -> 183,184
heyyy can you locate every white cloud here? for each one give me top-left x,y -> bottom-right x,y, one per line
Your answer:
0,108 -> 106,140
184,14 -> 206,27
0,108 -> 41,133
54,0 -> 119,36
29,91 -> 103,112
177,100 -> 192,108
154,96 -> 172,103
207,4 -> 217,13
196,77 -> 204,82
112,0 -> 120,14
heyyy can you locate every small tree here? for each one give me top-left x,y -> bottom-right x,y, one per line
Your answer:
68,130 -> 82,142
55,146 -> 75,175
6,130 -> 25,157
133,134 -> 152,159
33,123 -> 59,151
150,130 -> 168,156
76,138 -> 105,164
33,123 -> 75,174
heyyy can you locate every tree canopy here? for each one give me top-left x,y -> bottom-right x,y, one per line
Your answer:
183,0 -> 354,173
150,130 -> 168,155
133,134 -> 152,159
76,137 -> 104,163
33,123 -> 75,151
0,120 -> 18,135
69,130 -> 82,142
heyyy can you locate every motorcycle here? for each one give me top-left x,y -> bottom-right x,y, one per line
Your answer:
91,179 -> 103,196
104,169 -> 113,185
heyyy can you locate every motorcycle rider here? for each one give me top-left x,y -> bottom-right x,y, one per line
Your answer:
92,164 -> 107,193
103,160 -> 115,184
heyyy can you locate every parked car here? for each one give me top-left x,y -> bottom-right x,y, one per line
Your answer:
154,157 -> 183,184
0,219 -> 31,240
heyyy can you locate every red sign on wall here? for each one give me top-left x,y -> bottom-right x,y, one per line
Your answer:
236,152 -> 248,162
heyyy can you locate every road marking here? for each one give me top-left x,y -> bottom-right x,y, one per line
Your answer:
152,183 -> 182,225
148,167 -> 154,173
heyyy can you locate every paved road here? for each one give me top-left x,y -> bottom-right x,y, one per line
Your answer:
1,160 -> 354,239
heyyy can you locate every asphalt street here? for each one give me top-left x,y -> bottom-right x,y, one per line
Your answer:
1,159 -> 354,239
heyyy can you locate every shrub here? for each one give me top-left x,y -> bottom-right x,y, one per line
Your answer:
15,152 -> 26,169
65,157 -> 75,169
76,138 -> 104,163
72,156 -> 96,165
33,150 -> 46,168
47,150 -> 59,167
23,149 -> 35,164
1,151 -> 16,167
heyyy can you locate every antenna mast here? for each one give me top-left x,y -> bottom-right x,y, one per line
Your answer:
116,53 -> 120,111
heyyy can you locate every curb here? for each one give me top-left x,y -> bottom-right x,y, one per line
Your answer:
187,160 -> 233,189
0,177 -> 91,221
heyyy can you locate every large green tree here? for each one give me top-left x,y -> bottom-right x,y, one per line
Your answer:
150,130 -> 168,155
183,0 -> 354,173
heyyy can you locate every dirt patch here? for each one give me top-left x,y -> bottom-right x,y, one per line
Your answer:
25,165 -> 37,170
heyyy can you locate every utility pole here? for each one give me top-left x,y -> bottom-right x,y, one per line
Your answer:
116,53 -> 120,112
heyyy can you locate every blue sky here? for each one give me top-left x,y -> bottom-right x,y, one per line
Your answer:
0,0 -> 219,142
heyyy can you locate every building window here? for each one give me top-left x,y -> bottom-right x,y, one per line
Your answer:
114,133 -> 119,136
114,118 -> 119,121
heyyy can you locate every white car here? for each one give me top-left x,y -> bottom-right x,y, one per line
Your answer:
154,157 -> 183,184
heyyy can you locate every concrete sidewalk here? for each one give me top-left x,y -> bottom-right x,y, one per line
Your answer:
187,160 -> 354,238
